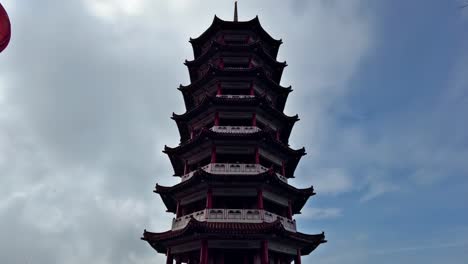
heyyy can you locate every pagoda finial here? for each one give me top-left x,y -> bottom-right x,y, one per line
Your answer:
234,1 -> 238,22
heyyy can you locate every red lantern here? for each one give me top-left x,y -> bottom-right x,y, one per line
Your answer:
0,3 -> 11,53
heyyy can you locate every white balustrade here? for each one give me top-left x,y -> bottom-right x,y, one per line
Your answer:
181,163 -> 288,183
215,94 -> 255,99
171,209 -> 297,232
210,126 -> 261,134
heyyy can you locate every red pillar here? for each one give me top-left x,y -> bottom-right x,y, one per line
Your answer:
276,130 -> 280,141
281,161 -> 286,176
176,200 -> 181,218
206,188 -> 213,209
219,58 -> 224,69
184,160 -> 189,175
250,82 -> 255,95
276,255 -> 281,264
217,82 -> 222,96
211,145 -> 217,163
248,56 -> 253,68
166,248 -> 173,264
252,113 -> 257,126
287,200 -> 293,220
200,240 -> 209,264
214,112 -> 220,126
257,189 -> 264,209
255,147 -> 260,164
295,249 -> 302,264
261,240 -> 269,264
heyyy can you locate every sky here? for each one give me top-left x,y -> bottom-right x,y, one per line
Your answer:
0,0 -> 467,263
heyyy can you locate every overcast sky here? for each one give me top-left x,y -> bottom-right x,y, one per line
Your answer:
1,0 -> 467,263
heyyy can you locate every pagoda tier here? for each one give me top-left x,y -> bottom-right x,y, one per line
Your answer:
178,66 -> 292,111
185,40 -> 287,83
190,16 -> 282,59
172,95 -> 298,144
155,169 -> 314,215
143,219 -> 325,263
163,129 -> 306,178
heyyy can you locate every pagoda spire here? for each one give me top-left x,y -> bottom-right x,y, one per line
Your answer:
234,1 -> 238,22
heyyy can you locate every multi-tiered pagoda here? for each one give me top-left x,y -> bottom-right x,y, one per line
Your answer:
143,5 -> 326,264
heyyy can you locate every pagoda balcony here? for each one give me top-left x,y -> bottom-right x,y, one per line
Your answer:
210,125 -> 261,134
172,208 -> 297,232
215,94 -> 255,99
181,163 -> 289,183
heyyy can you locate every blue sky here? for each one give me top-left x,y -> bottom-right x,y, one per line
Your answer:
294,1 -> 468,263
0,0 -> 467,263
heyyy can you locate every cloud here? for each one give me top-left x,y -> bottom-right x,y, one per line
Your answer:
0,0 -> 374,263
360,176 -> 399,202
298,207 -> 343,220
84,0 -> 146,21
310,168 -> 354,195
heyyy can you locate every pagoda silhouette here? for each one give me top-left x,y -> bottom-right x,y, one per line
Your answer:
142,3 -> 326,264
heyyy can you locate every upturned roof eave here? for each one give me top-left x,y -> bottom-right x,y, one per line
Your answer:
185,40 -> 287,68
172,95 -> 297,123
155,170 -> 314,197
163,129 -> 305,158
142,219 -> 325,254
179,66 -> 292,95
189,15 -> 282,48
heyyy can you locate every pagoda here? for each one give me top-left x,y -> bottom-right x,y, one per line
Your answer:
143,4 -> 326,264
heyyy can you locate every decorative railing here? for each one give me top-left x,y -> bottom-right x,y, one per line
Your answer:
172,209 -> 297,232
215,94 -> 255,99
223,66 -> 250,70
210,126 -> 261,134
181,163 -> 288,183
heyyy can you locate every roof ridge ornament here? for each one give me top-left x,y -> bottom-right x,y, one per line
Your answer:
234,1 -> 238,22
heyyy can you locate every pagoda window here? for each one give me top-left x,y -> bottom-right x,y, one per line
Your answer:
223,33 -> 250,44
223,57 -> 250,69
222,87 -> 251,95
218,117 -> 253,127
212,196 -> 257,209
220,81 -> 251,95
215,153 -> 256,164
224,249 -> 256,264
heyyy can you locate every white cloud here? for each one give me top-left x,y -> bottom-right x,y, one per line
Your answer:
310,168 -> 354,195
84,0 -> 146,21
360,177 -> 399,202
298,207 -> 343,220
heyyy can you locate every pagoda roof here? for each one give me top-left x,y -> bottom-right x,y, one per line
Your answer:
155,169 -> 315,214
179,65 -> 290,94
163,128 -> 305,176
185,40 -> 286,83
173,94 -> 297,121
179,65 -> 292,111
172,95 -> 298,143
185,41 -> 286,67
142,218 -> 325,255
190,16 -> 282,59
